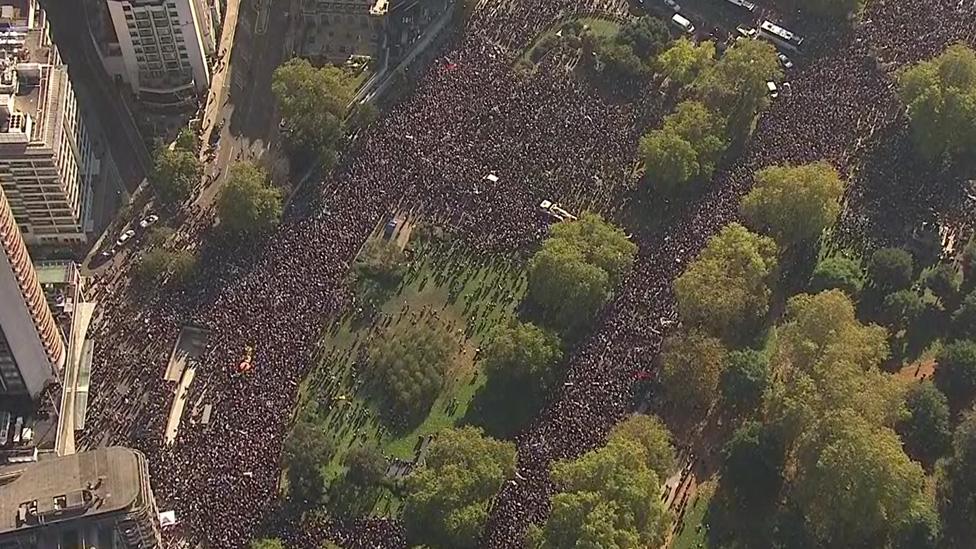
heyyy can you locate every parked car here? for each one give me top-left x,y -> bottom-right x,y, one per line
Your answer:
735,26 -> 757,39
664,0 -> 680,11
139,214 -> 159,229
766,81 -> 779,99
778,52 -> 794,69
116,229 -> 136,247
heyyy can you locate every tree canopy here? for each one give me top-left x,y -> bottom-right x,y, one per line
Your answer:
693,39 -> 782,135
641,100 -> 727,194
952,290 -> 976,339
899,44 -> 976,162
403,427 -> 516,549
527,213 -> 636,330
673,223 -> 779,341
720,349 -> 770,413
868,247 -> 915,292
468,321 -> 562,437
937,411 -> 976,545
740,162 -> 846,246
656,38 -> 715,87
536,438 -> 670,549
923,263 -> 962,306
793,409 -> 929,547
898,381 -> 952,467
250,539 -> 285,549
151,147 -> 201,206
660,329 -> 728,412
216,162 -> 283,235
370,320 -> 454,427
880,289 -> 926,331
608,414 -> 675,481
343,445 -> 387,488
809,254 -> 865,298
934,339 -> 976,407
272,58 -> 353,166
616,16 -> 671,59
283,420 -> 333,505
722,421 -> 784,507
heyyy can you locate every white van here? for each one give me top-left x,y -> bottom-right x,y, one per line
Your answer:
671,13 -> 695,34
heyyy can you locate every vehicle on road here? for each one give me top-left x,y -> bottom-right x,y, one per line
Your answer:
759,20 -> 805,53
139,214 -> 159,228
664,0 -> 680,11
671,13 -> 695,34
116,229 -> 136,247
736,26 -> 757,39
778,52 -> 794,69
766,81 -> 779,99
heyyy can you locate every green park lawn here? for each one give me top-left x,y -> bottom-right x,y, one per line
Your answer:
522,16 -> 623,62
292,224 -> 527,515
671,482 -> 715,549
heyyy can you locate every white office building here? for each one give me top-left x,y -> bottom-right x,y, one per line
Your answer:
0,0 -> 98,245
105,0 -> 211,107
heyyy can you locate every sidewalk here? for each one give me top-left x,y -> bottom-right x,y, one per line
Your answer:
200,0 -> 243,156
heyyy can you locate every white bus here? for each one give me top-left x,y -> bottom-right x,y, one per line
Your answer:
758,20 -> 805,53
724,0 -> 756,11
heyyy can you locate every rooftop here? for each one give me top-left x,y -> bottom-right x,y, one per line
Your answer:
0,446 -> 144,534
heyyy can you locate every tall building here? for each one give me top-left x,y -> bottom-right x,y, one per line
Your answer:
0,185 -> 64,400
0,0 -> 98,245
0,446 -> 163,549
104,0 -> 212,107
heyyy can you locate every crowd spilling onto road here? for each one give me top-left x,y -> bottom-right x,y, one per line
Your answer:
76,0 -> 976,547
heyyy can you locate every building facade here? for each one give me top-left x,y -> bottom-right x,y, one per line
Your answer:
0,184 -> 64,399
105,0 -> 211,106
0,447 -> 162,549
0,0 -> 98,245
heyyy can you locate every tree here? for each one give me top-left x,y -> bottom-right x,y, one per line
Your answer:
793,409 -> 930,547
468,321 -> 562,437
135,248 -> 173,285
774,290 -> 890,374
803,0 -> 862,18
216,162 -> 283,235
598,40 -> 647,81
868,247 -> 914,291
809,254 -> 864,298
660,329 -> 728,411
923,263 -> 962,305
899,44 -> 976,162
370,320 -> 454,427
720,349 -> 770,413
952,290 -> 976,339
169,249 -> 197,284
527,213 -> 636,330
898,381 -> 952,467
616,16 -> 671,59
403,427 -> 516,549
272,58 -> 352,166
641,100 -> 727,194
933,339 -> 976,407
639,129 -> 699,194
674,223 -> 779,341
937,411 -> 976,545
656,38 -> 715,87
174,127 -> 198,153
881,289 -> 926,331
283,420 -> 333,505
150,147 -> 201,206
250,539 -> 285,549
145,226 -> 175,248
722,421 -> 784,507
343,446 -> 387,487
693,39 -> 782,135
962,238 -> 976,291
608,414 -> 675,480
740,162 -> 846,247
537,439 -> 670,548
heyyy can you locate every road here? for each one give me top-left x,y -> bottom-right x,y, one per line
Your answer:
42,0 -> 151,193
196,0 -> 298,208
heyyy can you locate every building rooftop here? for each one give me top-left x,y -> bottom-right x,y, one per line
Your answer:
0,446 -> 144,534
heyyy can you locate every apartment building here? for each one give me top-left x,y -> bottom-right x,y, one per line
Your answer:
105,0 -> 211,107
0,0 -> 98,245
0,185 -> 65,400
0,447 -> 163,549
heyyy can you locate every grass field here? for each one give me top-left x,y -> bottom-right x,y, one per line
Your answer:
522,16 -> 624,62
292,224 -> 527,515
671,482 -> 715,549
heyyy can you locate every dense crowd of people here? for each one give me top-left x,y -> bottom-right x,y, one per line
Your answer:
77,0 -> 976,547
